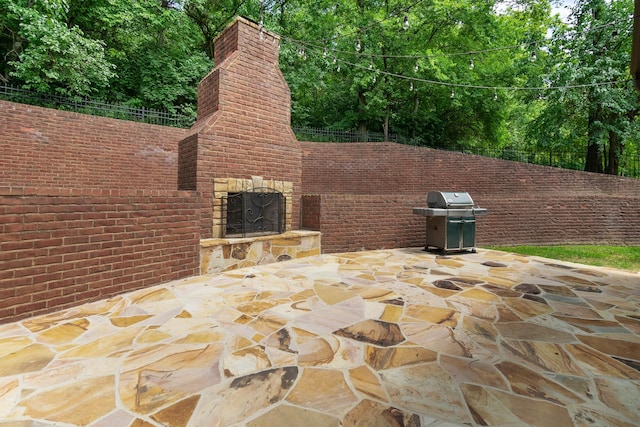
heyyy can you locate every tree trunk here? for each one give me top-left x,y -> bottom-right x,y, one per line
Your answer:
383,108 -> 390,141
605,131 -> 622,175
584,104 -> 603,173
358,90 -> 367,141
584,140 -> 603,173
409,92 -> 419,139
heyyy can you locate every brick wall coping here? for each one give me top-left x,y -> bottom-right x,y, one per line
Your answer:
0,187 -> 196,197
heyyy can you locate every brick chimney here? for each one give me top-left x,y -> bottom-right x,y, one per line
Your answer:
196,17 -> 290,126
178,16 -> 301,239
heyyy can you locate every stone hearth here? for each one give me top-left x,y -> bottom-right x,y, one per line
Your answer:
200,230 -> 320,274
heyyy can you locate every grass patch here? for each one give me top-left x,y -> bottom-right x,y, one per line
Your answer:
487,245 -> 640,272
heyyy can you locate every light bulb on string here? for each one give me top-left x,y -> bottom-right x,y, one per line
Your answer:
373,73 -> 377,83
276,33 -> 624,96
259,27 -> 264,41
323,47 -> 327,57
493,89 -> 498,101
355,38 -> 361,52
403,16 -> 410,30
530,44 -> 537,61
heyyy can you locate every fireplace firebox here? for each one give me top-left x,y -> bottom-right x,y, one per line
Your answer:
224,187 -> 285,237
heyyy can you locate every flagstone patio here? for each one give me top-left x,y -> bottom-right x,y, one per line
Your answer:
0,248 -> 639,426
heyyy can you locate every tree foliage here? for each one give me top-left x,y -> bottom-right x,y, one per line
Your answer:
530,0 -> 639,175
1,0 -> 115,96
0,0 -> 637,175
1,0 -> 213,113
277,0 -> 556,150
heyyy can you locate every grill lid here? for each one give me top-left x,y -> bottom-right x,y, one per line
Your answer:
427,191 -> 474,208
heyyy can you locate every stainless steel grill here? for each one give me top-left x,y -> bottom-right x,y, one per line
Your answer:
413,191 -> 487,253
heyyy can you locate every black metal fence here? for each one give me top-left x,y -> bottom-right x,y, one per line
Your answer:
292,127 -> 409,143
457,146 -> 640,178
0,84 -> 193,128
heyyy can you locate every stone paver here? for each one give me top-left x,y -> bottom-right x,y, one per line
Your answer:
0,248 -> 639,426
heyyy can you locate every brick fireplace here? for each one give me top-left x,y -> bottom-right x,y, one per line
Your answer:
176,17 -> 319,273
178,17 -> 303,240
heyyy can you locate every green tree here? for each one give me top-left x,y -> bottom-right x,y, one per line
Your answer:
1,0 -> 213,115
277,0 -> 555,149
530,0 -> 639,175
65,0 -> 212,112
183,0 -> 259,59
1,0 -> 115,96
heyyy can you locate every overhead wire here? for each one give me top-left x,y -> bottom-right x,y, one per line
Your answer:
274,5 -> 635,95
333,55 -> 627,92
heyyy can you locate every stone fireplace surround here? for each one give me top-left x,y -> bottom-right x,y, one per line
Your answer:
200,176 -> 320,274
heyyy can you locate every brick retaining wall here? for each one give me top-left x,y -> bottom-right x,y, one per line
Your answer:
0,101 -> 185,190
0,188 -> 200,322
301,142 -> 640,252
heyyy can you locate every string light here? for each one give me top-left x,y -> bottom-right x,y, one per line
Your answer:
279,0 -> 426,46
274,13 -> 632,97
493,89 -> 498,101
326,54 -> 625,93
278,14 -> 635,66
283,6 -> 634,51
